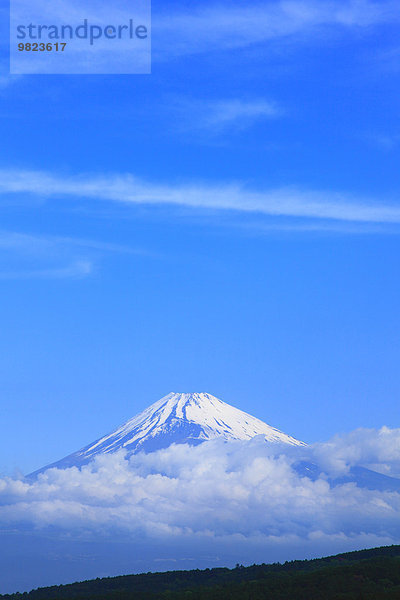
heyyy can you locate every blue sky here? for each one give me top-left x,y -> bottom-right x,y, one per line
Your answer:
1,0 -> 400,475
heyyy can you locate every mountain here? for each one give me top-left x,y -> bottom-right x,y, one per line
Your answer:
293,460 -> 400,493
27,391 -> 400,493
29,392 -> 305,476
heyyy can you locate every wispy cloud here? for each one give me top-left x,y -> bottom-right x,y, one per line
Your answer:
0,230 -> 151,281
0,260 -> 93,280
0,230 -> 147,257
0,76 -> 22,91
171,98 -> 282,134
228,220 -> 396,236
1,169 -> 400,225
366,132 -> 400,151
155,0 -> 399,58
206,99 -> 281,128
0,231 -> 94,280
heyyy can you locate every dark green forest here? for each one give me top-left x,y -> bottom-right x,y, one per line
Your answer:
3,545 -> 400,600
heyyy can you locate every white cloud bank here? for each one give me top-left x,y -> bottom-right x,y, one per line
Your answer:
1,428 -> 400,591
1,169 -> 400,224
1,428 -> 400,543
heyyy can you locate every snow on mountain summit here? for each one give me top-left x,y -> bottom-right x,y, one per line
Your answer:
29,392 -> 305,476
85,392 -> 304,452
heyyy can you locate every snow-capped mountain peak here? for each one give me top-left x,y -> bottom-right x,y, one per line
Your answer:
29,392 -> 305,476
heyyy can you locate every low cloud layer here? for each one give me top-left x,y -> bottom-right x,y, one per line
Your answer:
1,427 -> 400,541
1,428 -> 400,592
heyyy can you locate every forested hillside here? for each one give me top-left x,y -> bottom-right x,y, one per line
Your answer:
3,545 -> 400,600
